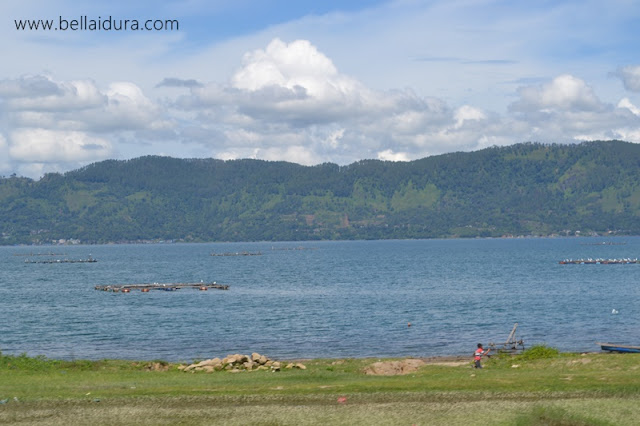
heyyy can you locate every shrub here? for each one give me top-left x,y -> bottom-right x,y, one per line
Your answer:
0,353 -> 55,371
515,345 -> 560,362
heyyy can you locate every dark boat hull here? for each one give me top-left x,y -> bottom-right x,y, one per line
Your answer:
597,342 -> 640,353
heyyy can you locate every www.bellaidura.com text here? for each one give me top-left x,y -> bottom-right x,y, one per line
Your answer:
15,16 -> 179,32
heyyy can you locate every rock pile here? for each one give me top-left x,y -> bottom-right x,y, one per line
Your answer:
179,352 -> 306,373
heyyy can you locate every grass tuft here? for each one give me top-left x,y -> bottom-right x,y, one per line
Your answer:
513,405 -> 612,426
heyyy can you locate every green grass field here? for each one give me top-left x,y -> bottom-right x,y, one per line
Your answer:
1,347 -> 639,425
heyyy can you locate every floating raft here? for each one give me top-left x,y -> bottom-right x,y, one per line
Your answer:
25,257 -> 97,264
94,282 -> 229,292
14,252 -> 67,256
559,258 -> 638,264
211,251 -> 262,256
270,246 -> 317,251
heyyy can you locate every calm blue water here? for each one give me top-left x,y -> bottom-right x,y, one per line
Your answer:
1,238 -> 639,362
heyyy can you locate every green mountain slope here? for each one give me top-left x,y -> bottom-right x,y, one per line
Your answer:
2,140 -> 640,244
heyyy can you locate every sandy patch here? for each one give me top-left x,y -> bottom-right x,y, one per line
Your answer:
363,359 -> 426,375
363,357 -> 471,375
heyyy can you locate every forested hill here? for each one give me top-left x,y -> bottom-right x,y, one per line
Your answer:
2,140 -> 640,245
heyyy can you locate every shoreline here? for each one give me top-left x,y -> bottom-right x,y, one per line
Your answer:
1,350 -> 609,365
3,234 -> 636,247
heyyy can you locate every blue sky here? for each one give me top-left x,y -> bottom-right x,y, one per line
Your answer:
1,0 -> 640,178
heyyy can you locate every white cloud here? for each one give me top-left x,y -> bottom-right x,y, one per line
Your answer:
609,98 -> 640,142
0,74 -> 177,177
511,74 -> 603,112
613,128 -> 640,143
0,75 -> 170,133
9,129 -> 112,163
166,40 -> 640,168
617,65 -> 640,92
3,26 -> 640,179
260,145 -> 316,165
101,82 -> 171,131
0,134 -> 10,174
325,128 -> 344,149
215,143 -> 315,165
176,39 -> 474,161
221,38 -> 384,126
232,39 -> 339,94
377,149 -> 410,162
618,98 -> 640,116
0,75 -> 61,98
1,76 -> 104,111
454,105 -> 487,129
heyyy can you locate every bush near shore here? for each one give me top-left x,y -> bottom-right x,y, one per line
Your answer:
1,346 -> 640,425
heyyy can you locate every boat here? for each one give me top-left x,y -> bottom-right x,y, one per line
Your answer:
596,342 -> 640,353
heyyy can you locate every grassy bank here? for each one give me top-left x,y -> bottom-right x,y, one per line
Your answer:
1,348 -> 639,425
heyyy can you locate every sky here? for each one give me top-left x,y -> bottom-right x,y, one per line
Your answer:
1,0 -> 640,178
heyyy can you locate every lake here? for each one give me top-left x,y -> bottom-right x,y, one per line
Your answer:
1,237 -> 639,361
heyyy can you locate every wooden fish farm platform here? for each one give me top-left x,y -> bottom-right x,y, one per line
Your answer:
25,257 -> 97,264
94,282 -> 229,292
270,246 -> 317,251
559,258 -> 638,264
211,251 -> 262,256
13,252 -> 67,256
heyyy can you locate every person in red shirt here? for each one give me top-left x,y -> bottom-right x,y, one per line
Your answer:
474,343 -> 490,368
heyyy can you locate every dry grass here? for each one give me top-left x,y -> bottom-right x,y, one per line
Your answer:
2,395 -> 638,425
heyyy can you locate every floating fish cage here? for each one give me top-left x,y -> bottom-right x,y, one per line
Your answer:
95,282 -> 229,292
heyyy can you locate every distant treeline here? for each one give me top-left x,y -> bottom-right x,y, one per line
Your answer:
1,140 -> 640,245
